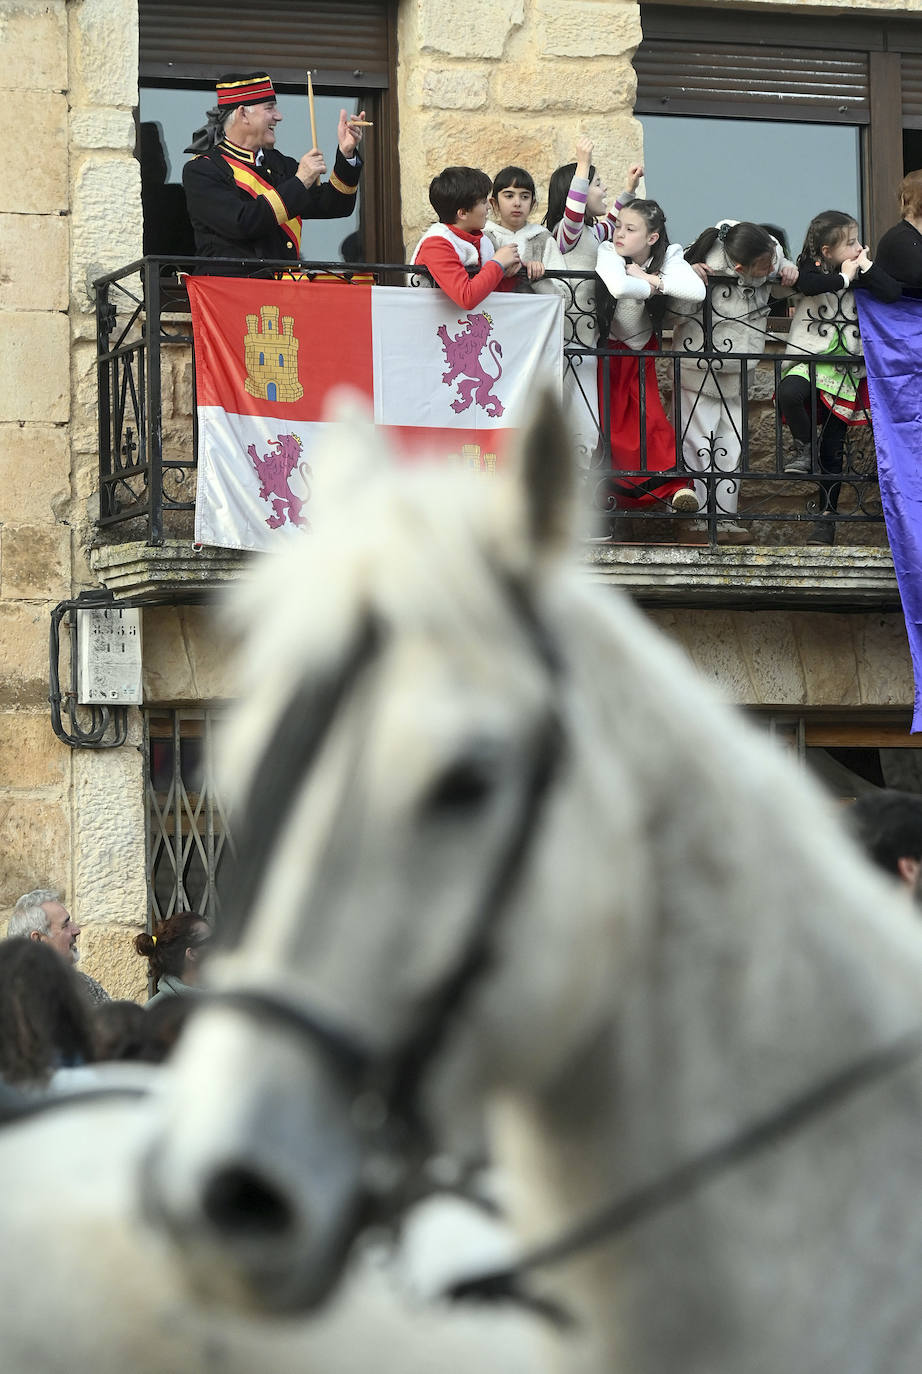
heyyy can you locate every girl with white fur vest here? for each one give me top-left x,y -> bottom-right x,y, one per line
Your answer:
593,199 -> 704,515
484,165 -> 566,297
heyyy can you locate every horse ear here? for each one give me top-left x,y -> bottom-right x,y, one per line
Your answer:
505,386 -> 577,560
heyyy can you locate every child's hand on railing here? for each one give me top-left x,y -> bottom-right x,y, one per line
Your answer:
495,244 -> 522,276
526,261 -> 546,282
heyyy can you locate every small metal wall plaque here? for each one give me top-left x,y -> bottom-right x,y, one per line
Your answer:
76,607 -> 143,705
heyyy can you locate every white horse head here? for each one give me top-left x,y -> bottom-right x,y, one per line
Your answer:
146,395 -> 922,1372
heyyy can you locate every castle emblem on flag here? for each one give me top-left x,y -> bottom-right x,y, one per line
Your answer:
244,306 -> 304,403
247,432 -> 310,529
437,312 -> 504,418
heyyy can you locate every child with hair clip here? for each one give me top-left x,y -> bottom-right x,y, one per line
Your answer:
674,220 -> 798,544
780,209 -> 899,546
592,200 -> 704,517
484,165 -> 566,296
541,137 -> 643,467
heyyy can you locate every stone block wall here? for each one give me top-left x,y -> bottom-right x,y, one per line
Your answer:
67,0 -> 148,998
397,0 -> 645,253
0,0 -> 74,936
0,0 -> 147,999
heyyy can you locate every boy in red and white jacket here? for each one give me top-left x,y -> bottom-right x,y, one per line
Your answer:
411,166 -> 522,308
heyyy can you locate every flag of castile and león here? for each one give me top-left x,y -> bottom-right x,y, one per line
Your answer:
187,277 -> 564,551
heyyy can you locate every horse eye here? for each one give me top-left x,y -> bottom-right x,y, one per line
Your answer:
424,758 -> 495,814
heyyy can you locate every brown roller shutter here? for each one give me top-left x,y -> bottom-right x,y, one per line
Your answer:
634,39 -> 870,123
139,0 -> 393,88
903,55 -> 922,128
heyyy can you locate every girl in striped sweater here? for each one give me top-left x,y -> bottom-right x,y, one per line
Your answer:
542,137 -> 643,467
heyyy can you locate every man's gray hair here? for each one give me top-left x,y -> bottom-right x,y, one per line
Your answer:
7,889 -> 60,940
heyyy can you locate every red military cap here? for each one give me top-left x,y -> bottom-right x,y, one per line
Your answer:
215,72 -> 277,107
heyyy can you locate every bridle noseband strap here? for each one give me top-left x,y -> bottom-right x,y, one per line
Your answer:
204,989 -> 374,1081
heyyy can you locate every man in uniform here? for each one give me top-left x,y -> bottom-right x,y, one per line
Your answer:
182,71 -> 364,266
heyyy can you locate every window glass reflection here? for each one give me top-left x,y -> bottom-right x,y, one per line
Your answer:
638,115 -> 862,255
139,85 -> 362,261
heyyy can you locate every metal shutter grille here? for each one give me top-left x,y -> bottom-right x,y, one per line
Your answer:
903,55 -> 922,125
139,0 -> 392,87
634,40 -> 870,122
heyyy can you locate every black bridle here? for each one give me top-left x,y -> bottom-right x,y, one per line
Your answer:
210,581 -> 565,1178
198,591 -> 922,1327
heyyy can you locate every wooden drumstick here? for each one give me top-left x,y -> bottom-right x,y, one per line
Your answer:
307,71 -> 318,150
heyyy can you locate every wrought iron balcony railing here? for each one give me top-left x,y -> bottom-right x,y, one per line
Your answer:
94,257 -> 884,550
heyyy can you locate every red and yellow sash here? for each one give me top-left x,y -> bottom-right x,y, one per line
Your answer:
219,152 -> 302,253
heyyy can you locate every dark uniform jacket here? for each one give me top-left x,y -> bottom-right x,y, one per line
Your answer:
182,138 -> 362,266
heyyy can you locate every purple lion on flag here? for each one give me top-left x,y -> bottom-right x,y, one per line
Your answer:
437,312 -> 504,418
247,432 -> 311,530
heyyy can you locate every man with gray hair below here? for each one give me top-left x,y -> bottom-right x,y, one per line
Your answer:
7,890 -> 110,1007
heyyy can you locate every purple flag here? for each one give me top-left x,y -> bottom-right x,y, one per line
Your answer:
855,292 -> 922,732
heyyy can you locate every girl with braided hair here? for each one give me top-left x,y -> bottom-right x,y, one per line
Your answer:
779,210 -> 899,545
135,912 -> 212,1008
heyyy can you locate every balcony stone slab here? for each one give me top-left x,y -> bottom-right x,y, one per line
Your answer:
584,542 -> 900,609
90,540 -> 251,603
91,536 -> 900,618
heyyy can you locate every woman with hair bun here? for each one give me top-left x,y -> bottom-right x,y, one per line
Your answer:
135,912 -> 211,1008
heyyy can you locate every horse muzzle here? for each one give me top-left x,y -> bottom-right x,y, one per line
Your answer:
140,1004 -> 368,1314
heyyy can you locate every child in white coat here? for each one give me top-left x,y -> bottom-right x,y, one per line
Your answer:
675,220 -> 798,544
484,165 -> 566,296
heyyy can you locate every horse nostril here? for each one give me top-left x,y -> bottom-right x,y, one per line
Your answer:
202,1166 -> 296,1238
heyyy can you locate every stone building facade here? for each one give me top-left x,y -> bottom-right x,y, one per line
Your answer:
2,0 -> 922,999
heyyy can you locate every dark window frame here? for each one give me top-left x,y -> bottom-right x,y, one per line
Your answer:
137,0 -> 402,263
637,3 -> 921,245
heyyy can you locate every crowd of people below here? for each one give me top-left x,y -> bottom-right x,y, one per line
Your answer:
0,894 -> 211,1094
4,786 -> 922,1097
175,71 -> 922,548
